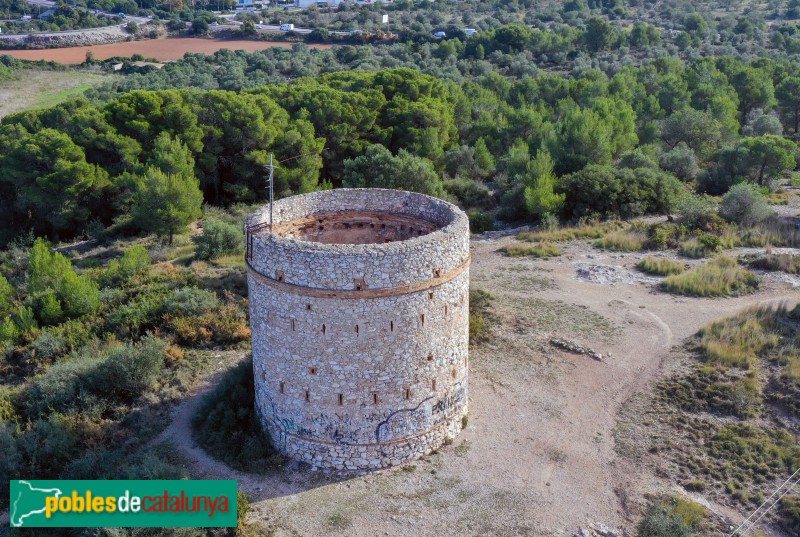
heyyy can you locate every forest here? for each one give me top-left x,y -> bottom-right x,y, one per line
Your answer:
0,52 -> 798,246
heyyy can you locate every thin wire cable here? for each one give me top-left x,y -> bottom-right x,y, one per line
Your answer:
727,467 -> 800,536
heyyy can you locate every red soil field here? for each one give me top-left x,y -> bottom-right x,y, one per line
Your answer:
1,38 -> 331,64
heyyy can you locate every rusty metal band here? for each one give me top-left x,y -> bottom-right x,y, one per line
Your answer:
262,410 -> 466,447
245,257 -> 471,299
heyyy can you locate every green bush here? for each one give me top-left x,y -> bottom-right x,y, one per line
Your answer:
102,244 -> 151,285
782,496 -> 800,531
193,219 -> 244,261
94,336 -> 167,398
637,502 -> 691,537
27,238 -> 100,318
164,287 -> 220,317
636,256 -> 686,276
679,236 -> 719,259
560,165 -> 683,220
24,353 -> 100,418
193,359 -> 284,473
467,209 -> 495,233
718,183 -> 773,226
662,256 -> 759,297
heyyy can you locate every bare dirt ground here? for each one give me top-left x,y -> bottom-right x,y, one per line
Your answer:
1,38 -> 332,64
159,230 -> 799,536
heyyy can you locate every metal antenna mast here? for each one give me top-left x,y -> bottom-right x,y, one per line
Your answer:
268,153 -> 274,231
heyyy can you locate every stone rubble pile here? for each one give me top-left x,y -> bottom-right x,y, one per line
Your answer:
550,337 -> 604,362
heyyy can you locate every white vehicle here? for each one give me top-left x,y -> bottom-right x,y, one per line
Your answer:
255,24 -> 263,29
464,28 -> 477,36
279,23 -> 294,30
432,30 -> 445,38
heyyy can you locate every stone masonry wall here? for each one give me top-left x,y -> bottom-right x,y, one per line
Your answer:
246,189 -> 470,471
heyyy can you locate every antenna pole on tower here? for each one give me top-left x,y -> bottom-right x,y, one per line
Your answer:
268,153 -> 274,231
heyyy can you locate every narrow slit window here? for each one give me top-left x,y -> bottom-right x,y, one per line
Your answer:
355,324 -> 359,335
371,392 -> 379,405
309,367 -> 317,375
420,314 -> 425,326
404,387 -> 411,400
444,305 -> 448,316
306,304 -> 312,311
429,292 -> 434,300
322,324 -> 326,335
427,352 -> 433,362
305,389 -> 310,402
291,319 -> 295,331
279,382 -> 285,394
452,367 -> 457,379
338,393 -> 344,406
390,321 -> 394,332
431,379 -> 437,391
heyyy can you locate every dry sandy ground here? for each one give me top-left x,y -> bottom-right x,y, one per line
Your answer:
159,233 -> 799,537
1,38 -> 332,64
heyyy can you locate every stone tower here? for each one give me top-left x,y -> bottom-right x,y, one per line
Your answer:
245,189 -> 470,472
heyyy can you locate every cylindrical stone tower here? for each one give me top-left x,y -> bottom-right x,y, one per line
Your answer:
245,189 -> 470,472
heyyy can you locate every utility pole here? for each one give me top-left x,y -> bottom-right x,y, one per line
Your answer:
268,152 -> 274,231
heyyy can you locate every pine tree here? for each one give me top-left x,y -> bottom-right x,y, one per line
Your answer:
473,137 -> 495,177
131,167 -> 203,244
523,151 -> 565,220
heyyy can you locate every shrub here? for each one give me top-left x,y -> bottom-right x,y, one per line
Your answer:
679,235 -> 720,259
498,241 -> 561,258
636,256 -> 686,276
24,354 -> 99,419
102,245 -> 150,285
469,288 -> 494,345
193,219 -> 244,261
749,253 -> 800,274
718,184 -> 773,226
676,193 -> 717,230
595,230 -> 646,252
637,502 -> 691,537
683,479 -> 706,492
167,302 -> 250,347
661,256 -> 759,297
164,287 -> 220,317
467,209 -> 495,233
660,143 -> 699,182
560,165 -> 683,220
93,336 -> 167,398
445,178 -> 493,209
782,496 -> 800,531
193,359 -> 284,473
27,238 -> 100,318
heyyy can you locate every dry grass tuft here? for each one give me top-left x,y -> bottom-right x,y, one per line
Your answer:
661,256 -> 759,298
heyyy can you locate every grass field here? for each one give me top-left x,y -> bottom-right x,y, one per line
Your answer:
0,69 -> 116,117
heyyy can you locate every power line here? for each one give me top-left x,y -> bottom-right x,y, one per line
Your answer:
727,467 -> 800,536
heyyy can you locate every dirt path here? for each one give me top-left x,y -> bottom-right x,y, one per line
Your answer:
154,237 -> 799,536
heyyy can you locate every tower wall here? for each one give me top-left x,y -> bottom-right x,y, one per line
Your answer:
246,189 -> 470,471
